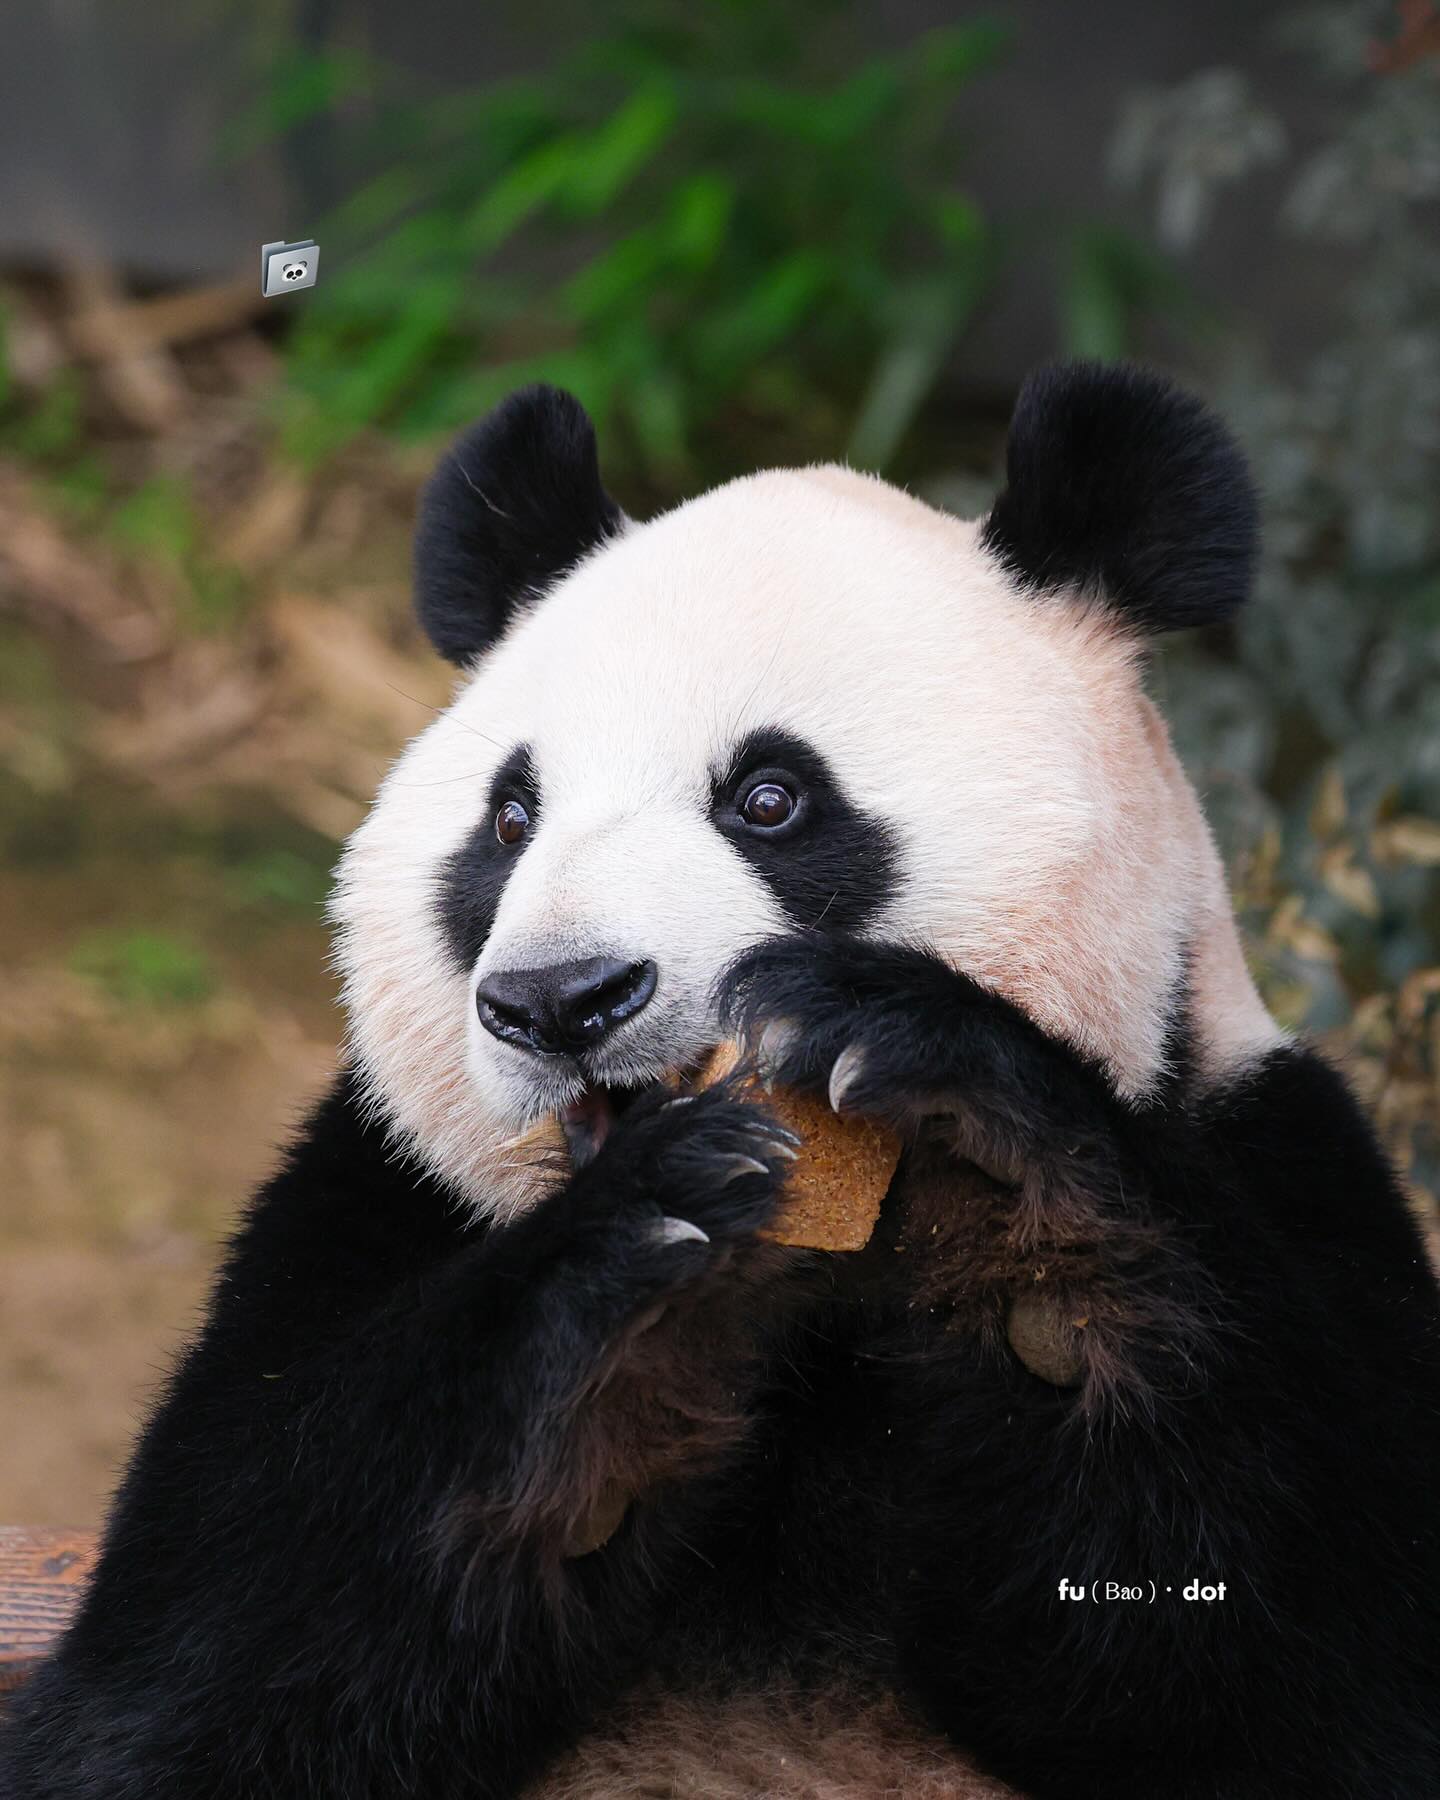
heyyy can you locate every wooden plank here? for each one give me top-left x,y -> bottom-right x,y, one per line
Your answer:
0,1527 -> 98,1700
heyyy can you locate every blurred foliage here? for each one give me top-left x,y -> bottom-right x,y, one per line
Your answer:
1057,225 -> 1196,363
1117,0 -> 1440,1196
241,1 -> 1010,477
0,0 -> 1434,1218
68,929 -> 217,1010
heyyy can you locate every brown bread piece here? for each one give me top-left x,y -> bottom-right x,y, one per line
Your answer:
697,1043 -> 901,1250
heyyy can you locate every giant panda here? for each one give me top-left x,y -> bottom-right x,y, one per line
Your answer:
2,363 -> 1437,1800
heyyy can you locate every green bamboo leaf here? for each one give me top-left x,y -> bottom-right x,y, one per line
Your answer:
323,165 -> 429,245
694,250 -> 832,372
725,79 -> 835,142
461,136 -> 584,254
914,21 -> 1011,83
665,173 -> 735,269
424,78 -> 559,148
932,192 -> 985,251
625,367 -> 690,469
406,350 -> 616,438
848,273 -> 984,469
562,230 -> 666,323
1063,236 -> 1130,360
217,48 -> 378,163
809,63 -> 905,146
1062,227 -> 1192,358
309,286 -> 462,436
562,85 -> 678,216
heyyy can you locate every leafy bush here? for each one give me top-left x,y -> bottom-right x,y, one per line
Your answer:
1114,0 -> 1440,1194
245,3 -> 1007,478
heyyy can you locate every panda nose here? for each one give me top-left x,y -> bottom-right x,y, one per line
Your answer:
475,956 -> 658,1057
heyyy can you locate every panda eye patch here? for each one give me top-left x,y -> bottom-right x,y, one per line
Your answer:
711,728 -> 897,932
739,779 -> 798,831
495,799 -> 530,846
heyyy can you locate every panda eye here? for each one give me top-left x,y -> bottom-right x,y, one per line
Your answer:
739,781 -> 797,831
495,799 -> 530,846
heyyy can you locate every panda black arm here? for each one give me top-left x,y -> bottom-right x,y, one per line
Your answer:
0,1072 -> 801,1800
724,936 -> 1440,1800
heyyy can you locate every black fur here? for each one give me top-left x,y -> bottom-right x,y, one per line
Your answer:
981,361 -> 1259,633
436,742 -> 541,970
4,936 -> 1436,1799
0,1075 -> 804,1799
710,727 -> 901,933
414,386 -> 624,664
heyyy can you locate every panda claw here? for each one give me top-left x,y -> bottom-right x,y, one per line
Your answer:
719,1155 -> 772,1185
754,1019 -> 799,1088
655,1215 -> 710,1247
828,1043 -> 867,1114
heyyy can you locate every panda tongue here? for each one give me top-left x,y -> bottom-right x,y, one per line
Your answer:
559,1087 -> 616,1169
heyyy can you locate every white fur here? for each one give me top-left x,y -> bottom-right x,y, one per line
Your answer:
331,464 -> 1283,1219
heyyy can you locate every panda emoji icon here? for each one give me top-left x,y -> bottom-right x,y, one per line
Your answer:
261,238 -> 320,297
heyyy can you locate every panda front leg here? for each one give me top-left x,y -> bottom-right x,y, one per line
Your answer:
0,1079 -> 802,1800
433,1079 -> 805,1567
723,935 -> 1440,1800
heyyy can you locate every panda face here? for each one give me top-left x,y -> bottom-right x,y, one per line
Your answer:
333,373 -> 1282,1219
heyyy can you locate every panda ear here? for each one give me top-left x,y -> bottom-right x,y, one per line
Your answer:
413,385 -> 625,664
980,361 -> 1258,634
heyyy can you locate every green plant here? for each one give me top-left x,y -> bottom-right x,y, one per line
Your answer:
1058,224 -> 1198,361
224,846 -> 332,913
104,475 -> 250,631
0,311 -> 244,628
244,2 -> 1007,478
1113,0 -> 1440,1193
1,368 -> 87,464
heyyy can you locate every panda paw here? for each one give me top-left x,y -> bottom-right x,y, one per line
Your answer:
719,934 -> 1120,1185
557,1083 -> 799,1327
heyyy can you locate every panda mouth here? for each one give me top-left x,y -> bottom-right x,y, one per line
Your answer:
558,1061 -> 704,1169
558,1083 -> 639,1168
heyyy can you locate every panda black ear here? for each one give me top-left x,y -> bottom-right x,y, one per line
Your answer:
413,385 -> 625,664
980,361 -> 1258,634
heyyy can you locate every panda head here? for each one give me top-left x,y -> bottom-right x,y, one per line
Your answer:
332,364 -> 1282,1217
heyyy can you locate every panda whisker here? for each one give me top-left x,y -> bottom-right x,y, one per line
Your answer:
808,890 -> 841,930
383,682 -> 510,753
389,771 -> 499,788
734,588 -> 802,729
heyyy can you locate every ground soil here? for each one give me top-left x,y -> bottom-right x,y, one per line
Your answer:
1,809 -> 337,1527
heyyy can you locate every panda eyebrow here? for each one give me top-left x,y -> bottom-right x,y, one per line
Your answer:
487,743 -> 541,805
712,727 -> 815,794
